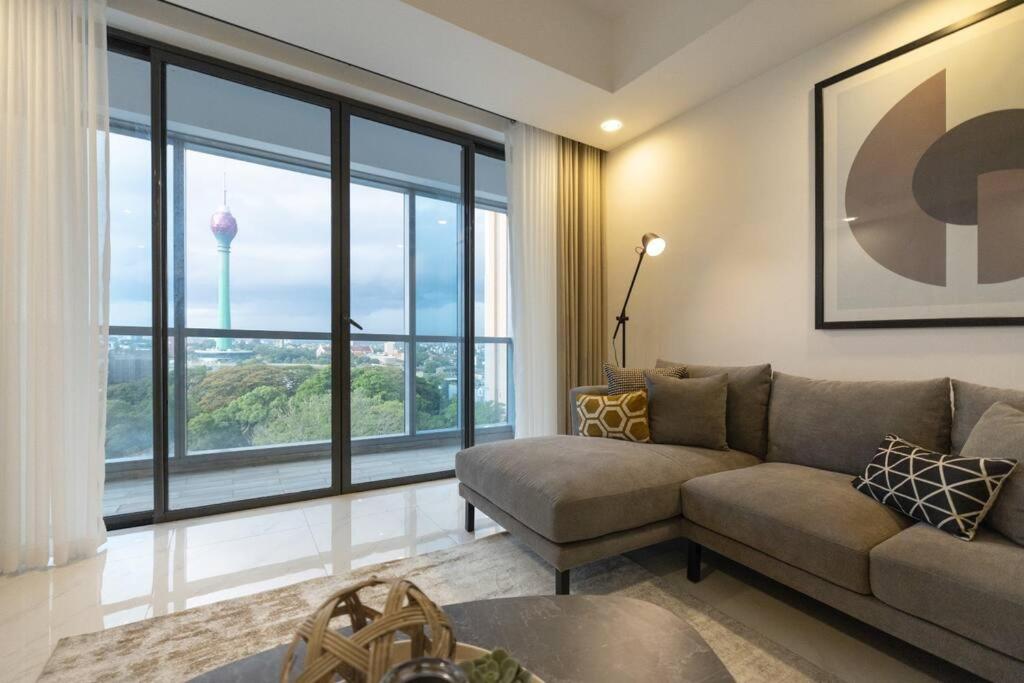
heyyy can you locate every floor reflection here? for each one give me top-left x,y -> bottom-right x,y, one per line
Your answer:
0,478 -> 501,683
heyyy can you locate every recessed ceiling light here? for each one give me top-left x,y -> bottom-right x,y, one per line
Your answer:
600,119 -> 623,133
437,219 -> 448,225
842,216 -> 858,222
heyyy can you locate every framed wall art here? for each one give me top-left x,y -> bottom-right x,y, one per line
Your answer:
815,0 -> 1024,328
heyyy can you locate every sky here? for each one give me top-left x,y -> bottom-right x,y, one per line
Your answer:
109,134 -> 506,338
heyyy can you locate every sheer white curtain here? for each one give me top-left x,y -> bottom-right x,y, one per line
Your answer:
506,122 -> 559,438
1,0 -> 110,573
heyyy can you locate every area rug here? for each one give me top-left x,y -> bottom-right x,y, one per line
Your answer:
40,533 -> 835,682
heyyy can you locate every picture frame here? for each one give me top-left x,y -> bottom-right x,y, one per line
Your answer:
814,0 -> 1024,329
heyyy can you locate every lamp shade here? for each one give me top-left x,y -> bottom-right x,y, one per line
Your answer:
642,232 -> 666,256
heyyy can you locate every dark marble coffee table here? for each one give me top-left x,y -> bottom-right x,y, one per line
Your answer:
191,595 -> 733,683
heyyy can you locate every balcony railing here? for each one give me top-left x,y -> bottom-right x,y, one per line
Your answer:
104,329 -> 513,480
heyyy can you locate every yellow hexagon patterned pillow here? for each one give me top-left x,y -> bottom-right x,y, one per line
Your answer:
575,390 -> 651,443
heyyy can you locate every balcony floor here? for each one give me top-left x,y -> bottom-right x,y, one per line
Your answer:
103,446 -> 459,517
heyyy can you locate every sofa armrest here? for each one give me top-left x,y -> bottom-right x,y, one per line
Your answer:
569,384 -> 609,435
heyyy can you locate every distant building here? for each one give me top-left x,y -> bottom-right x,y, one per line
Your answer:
108,348 -> 152,383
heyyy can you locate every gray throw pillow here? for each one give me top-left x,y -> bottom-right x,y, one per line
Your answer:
656,360 -> 771,457
960,402 -> 1024,545
644,373 -> 728,450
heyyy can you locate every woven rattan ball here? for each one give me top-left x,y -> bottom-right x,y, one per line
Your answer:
280,577 -> 456,683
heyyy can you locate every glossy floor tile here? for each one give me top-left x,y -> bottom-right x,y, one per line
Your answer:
1,477 -> 973,683
0,478 -> 487,683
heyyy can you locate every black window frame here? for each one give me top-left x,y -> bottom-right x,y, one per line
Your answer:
105,29 -> 506,530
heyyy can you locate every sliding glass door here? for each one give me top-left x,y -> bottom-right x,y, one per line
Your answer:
347,116 -> 467,484
103,31 -> 508,527
163,64 -> 334,510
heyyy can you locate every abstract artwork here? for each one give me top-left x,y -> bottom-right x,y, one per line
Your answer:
816,1 -> 1024,328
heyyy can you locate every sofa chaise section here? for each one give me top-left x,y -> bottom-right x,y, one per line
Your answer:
456,435 -> 759,592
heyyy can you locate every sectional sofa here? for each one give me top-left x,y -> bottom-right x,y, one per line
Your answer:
454,364 -> 1024,682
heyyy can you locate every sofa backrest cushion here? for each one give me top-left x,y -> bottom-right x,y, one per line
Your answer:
656,360 -> 771,457
767,373 -> 952,475
952,379 -> 1024,455
960,402 -> 1024,545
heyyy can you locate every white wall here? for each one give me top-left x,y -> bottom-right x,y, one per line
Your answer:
604,0 -> 1024,389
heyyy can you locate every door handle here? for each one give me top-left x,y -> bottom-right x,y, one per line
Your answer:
346,318 -> 363,331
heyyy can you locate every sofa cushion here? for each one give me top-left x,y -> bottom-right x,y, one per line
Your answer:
960,402 -> 1024,545
952,379 -> 1024,454
456,435 -> 758,544
603,361 -> 686,394
766,373 -> 951,475
681,462 -> 912,593
575,390 -> 651,442
656,361 -> 772,457
569,384 -> 608,435
645,373 -> 728,450
871,523 -> 1024,660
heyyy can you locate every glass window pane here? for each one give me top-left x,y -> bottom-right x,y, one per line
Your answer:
166,65 -> 333,510
474,153 -> 512,444
415,196 -> 461,336
475,342 -> 510,428
349,117 -> 465,484
350,340 -> 407,439
169,337 -> 331,509
104,335 -> 154,515
108,133 -> 152,327
415,342 -> 459,432
474,207 -> 509,337
350,184 -> 408,335
183,338 -> 331,453
167,65 -> 332,334
105,50 -> 154,517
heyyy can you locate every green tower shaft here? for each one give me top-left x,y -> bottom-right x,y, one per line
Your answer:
216,243 -> 232,350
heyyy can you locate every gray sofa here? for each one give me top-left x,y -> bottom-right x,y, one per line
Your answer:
455,365 -> 1024,682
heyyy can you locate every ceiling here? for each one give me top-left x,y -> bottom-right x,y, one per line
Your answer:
161,0 -> 910,150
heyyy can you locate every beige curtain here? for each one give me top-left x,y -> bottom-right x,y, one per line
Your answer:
556,139 -> 606,434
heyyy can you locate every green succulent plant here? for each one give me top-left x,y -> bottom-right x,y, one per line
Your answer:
459,648 -> 532,683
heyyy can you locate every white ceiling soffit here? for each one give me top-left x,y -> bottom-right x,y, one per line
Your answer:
161,0 -> 908,150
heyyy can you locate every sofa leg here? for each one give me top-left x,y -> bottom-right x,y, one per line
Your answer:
464,501 -> 475,533
687,542 -> 703,583
555,568 -> 570,595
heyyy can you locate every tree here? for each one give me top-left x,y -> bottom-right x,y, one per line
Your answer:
187,407 -> 247,450
189,363 -> 314,413
253,393 -> 332,445
351,365 -> 404,402
474,400 -> 506,426
227,385 -> 288,438
349,393 -> 405,437
294,366 -> 332,403
105,378 -> 154,458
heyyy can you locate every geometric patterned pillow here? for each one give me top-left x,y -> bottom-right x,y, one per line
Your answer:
575,390 -> 651,443
603,361 -> 686,395
852,434 -> 1017,541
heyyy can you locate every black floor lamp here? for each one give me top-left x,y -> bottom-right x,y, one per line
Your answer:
611,232 -> 666,367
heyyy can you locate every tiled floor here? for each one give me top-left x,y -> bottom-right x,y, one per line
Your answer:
3,478 -> 501,683
103,446 -> 459,516
2,478 -> 975,683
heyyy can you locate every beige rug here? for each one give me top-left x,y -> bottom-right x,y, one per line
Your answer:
41,533 -> 836,682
